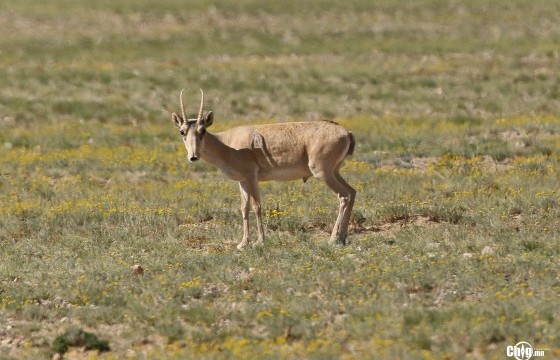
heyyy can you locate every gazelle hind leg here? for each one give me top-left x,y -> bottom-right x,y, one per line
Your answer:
334,171 -> 356,244
310,164 -> 356,245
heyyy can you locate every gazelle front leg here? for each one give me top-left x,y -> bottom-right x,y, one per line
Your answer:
252,192 -> 265,247
239,180 -> 265,248
238,182 -> 251,250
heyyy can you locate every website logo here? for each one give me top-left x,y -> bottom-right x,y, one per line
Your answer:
506,341 -> 547,360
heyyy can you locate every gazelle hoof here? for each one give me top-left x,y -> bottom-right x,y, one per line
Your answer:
329,235 -> 347,246
237,242 -> 247,251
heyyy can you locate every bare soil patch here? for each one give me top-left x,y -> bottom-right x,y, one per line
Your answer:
352,214 -> 443,236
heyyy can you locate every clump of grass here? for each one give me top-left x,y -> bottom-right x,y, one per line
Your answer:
417,203 -> 466,224
379,204 -> 414,224
51,327 -> 110,355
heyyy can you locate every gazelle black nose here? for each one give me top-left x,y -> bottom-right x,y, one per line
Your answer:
190,156 -> 198,162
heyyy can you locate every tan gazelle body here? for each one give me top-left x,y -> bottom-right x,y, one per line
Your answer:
172,89 -> 356,250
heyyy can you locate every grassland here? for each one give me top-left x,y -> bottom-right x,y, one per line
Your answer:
1,0 -> 560,359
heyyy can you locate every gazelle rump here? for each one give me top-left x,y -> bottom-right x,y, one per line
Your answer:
172,89 -> 356,249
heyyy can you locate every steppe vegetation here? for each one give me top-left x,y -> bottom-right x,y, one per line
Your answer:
0,0 -> 559,358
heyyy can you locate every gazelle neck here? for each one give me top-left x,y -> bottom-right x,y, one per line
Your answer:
200,132 -> 237,170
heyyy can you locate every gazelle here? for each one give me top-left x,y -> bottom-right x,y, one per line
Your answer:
172,89 -> 356,250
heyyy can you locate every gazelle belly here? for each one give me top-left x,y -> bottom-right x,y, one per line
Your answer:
257,165 -> 312,182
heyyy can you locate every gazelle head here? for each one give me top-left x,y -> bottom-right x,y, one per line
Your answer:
172,89 -> 213,162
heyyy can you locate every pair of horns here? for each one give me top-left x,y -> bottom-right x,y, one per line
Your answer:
179,88 -> 204,122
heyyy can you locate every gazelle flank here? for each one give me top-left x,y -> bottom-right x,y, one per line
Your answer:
171,89 -> 356,250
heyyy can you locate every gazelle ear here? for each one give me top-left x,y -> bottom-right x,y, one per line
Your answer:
204,111 -> 213,128
172,113 -> 183,129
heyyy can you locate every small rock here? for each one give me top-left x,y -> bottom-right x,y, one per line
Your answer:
481,246 -> 494,255
462,252 -> 474,259
132,264 -> 144,275
39,299 -> 52,306
334,313 -> 348,324
234,269 -> 253,282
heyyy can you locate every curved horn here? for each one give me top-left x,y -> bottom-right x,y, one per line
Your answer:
197,89 -> 204,122
180,88 -> 187,121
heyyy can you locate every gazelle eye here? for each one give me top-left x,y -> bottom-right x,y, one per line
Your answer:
180,129 -> 185,136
